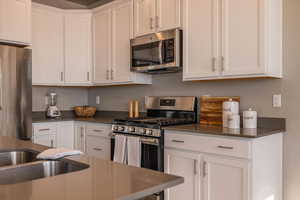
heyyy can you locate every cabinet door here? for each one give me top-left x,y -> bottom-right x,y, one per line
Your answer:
111,0 -> 133,83
93,8 -> 112,84
221,0 -> 265,76
32,6 -> 64,85
183,0 -> 219,80
86,135 -> 111,160
164,149 -> 201,200
0,0 -> 31,45
33,134 -> 56,148
64,13 -> 92,85
156,0 -> 181,31
203,155 -> 249,200
134,0 -> 156,37
57,122 -> 75,149
74,123 -> 86,152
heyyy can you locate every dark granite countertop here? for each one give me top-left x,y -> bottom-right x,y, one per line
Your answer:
33,111 -> 285,139
32,111 -> 132,124
0,137 -> 183,200
164,118 -> 286,138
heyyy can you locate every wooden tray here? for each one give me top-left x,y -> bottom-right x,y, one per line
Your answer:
200,96 -> 240,126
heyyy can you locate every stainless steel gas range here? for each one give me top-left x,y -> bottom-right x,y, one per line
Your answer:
111,96 -> 198,200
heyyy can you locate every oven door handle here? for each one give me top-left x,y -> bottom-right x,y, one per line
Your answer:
111,133 -> 160,146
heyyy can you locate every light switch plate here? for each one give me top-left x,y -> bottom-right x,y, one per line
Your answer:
96,96 -> 101,105
273,94 -> 282,108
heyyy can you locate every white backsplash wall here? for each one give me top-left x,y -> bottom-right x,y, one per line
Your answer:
32,86 -> 89,112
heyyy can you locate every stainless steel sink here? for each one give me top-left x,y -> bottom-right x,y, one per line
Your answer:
0,150 -> 38,167
0,159 -> 89,185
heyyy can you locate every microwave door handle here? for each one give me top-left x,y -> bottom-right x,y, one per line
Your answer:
158,41 -> 163,64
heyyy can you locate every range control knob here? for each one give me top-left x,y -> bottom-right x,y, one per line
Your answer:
146,129 -> 153,136
142,129 -> 147,135
113,126 -> 118,131
118,126 -> 125,131
129,127 -> 136,132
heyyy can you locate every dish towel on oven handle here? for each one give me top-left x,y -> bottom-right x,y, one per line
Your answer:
127,136 -> 141,167
113,134 -> 128,164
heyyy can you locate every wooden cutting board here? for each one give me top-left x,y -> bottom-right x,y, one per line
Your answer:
200,96 -> 240,126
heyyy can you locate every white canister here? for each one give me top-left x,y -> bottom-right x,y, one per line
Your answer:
243,108 -> 257,129
223,99 -> 239,127
228,114 -> 240,129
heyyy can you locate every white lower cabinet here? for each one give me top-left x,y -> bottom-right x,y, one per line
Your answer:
86,135 -> 111,160
74,122 -> 87,152
164,149 -> 201,200
33,121 -> 112,160
85,123 -> 112,160
165,130 -> 283,200
33,134 -> 57,148
74,122 -> 112,160
202,155 -> 249,200
56,122 -> 75,149
33,122 -> 74,149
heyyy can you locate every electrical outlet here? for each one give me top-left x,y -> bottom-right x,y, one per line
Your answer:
273,94 -> 282,108
96,96 -> 101,105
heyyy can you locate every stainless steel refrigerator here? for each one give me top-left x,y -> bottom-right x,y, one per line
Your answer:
0,45 -> 32,140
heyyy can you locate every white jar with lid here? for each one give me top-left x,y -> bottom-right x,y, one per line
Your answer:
228,114 -> 240,129
243,108 -> 257,129
223,99 -> 239,127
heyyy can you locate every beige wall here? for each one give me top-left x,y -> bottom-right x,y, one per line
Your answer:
32,86 -> 88,111
88,0 -> 300,199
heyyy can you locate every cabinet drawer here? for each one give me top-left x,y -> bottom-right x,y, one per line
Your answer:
86,124 -> 112,138
165,131 -> 251,159
86,135 -> 110,160
33,123 -> 57,136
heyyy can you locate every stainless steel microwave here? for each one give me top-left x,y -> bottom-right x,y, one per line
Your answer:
130,29 -> 182,74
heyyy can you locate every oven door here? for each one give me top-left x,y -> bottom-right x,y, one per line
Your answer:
111,134 -> 164,200
111,134 -> 164,172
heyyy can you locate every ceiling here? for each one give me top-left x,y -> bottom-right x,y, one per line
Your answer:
33,0 -> 114,9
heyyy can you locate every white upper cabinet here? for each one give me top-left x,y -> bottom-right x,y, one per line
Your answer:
64,11 -> 92,85
0,0 -> 31,45
183,0 -> 283,81
32,4 -> 93,86
93,6 -> 112,84
32,4 -> 65,85
93,0 -> 152,86
183,0 -> 219,79
202,155 -> 249,200
221,0 -> 263,77
134,0 -> 181,37
156,0 -> 181,32
111,0 -> 133,83
134,0 -> 156,36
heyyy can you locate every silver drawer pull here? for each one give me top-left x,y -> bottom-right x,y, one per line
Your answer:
172,140 -> 185,143
39,128 -> 50,132
93,130 -> 103,133
93,148 -> 102,151
217,145 -> 234,150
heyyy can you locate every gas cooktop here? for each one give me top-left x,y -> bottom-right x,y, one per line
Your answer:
114,117 -> 195,127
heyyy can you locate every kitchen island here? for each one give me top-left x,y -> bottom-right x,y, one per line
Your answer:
0,137 -> 183,200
